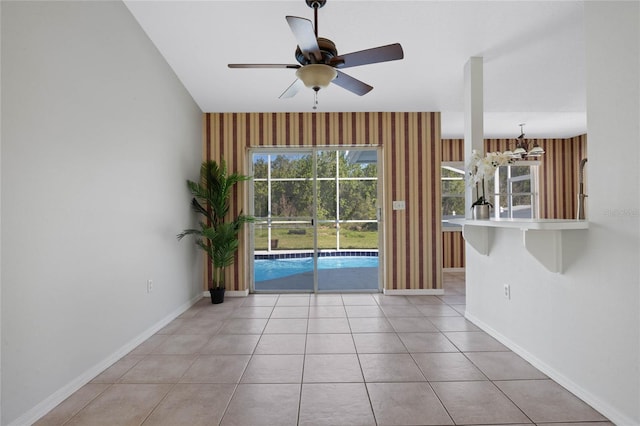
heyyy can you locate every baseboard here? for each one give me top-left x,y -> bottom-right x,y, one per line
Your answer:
201,289 -> 249,297
12,294 -> 202,426
443,267 -> 465,272
226,289 -> 249,297
465,312 -> 636,426
383,288 -> 445,295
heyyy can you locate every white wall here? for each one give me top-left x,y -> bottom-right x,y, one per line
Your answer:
465,2 -> 639,425
1,1 -> 203,424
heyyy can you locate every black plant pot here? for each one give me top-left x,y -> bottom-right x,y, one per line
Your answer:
210,287 -> 225,304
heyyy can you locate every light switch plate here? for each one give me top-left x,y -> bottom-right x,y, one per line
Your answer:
392,201 -> 406,210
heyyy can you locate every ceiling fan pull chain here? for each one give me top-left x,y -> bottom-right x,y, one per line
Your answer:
313,90 -> 319,110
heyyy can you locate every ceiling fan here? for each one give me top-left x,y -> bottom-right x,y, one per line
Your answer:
228,0 -> 404,107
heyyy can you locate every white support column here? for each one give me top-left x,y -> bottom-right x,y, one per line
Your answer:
464,57 -> 484,218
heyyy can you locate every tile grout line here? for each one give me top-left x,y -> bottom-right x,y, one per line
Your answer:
217,295 -> 279,426
296,300 -> 310,426
348,294 -> 380,426
486,379 -> 536,425
59,383 -> 114,426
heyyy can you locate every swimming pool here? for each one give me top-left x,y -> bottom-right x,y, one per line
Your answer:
254,256 -> 378,282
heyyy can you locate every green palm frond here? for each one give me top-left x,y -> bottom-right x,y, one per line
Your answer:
189,198 -> 212,223
176,228 -> 204,241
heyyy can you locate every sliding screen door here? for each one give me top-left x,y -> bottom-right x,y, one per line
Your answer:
251,149 -> 380,293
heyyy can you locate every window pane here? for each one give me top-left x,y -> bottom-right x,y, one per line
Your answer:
254,181 -> 269,217
254,223 -> 313,251
441,164 -> 466,227
270,154 -> 312,179
270,181 -> 312,217
510,166 -> 530,177
487,177 -> 496,196
340,223 -> 378,249
442,179 -> 465,195
316,223 -> 336,250
442,196 -> 465,217
511,194 -> 533,218
253,155 -> 269,179
316,151 -> 337,178
317,180 -> 336,220
511,179 -> 531,194
340,180 -> 377,220
441,167 -> 464,178
340,151 -> 377,178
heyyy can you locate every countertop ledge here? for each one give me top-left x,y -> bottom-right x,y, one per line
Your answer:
449,218 -> 589,231
450,218 -> 589,273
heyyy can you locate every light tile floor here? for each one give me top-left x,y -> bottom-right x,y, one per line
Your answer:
36,272 -> 613,425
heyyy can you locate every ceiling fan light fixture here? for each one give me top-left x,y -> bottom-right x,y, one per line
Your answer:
296,64 -> 337,90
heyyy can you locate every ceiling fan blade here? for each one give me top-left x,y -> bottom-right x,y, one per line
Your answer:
330,43 -> 404,69
331,70 -> 373,96
279,79 -> 304,99
286,16 -> 321,62
228,64 -> 301,69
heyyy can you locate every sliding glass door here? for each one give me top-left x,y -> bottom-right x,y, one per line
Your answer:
252,151 -> 315,291
250,148 -> 381,293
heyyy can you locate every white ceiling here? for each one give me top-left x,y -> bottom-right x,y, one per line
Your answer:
124,0 -> 587,139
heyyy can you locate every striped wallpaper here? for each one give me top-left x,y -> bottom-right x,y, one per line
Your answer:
204,112 -> 442,292
441,135 -> 588,269
442,231 -> 466,269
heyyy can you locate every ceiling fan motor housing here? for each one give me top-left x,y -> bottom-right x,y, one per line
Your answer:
306,0 -> 327,9
295,37 -> 338,65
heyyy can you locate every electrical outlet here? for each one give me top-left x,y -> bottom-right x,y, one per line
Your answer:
147,279 -> 153,293
503,284 -> 510,300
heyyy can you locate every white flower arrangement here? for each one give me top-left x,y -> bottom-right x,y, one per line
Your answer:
467,150 -> 514,207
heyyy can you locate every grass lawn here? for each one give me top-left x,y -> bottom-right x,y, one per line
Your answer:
254,226 -> 378,250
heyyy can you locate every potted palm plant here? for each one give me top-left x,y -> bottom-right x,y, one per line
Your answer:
178,159 -> 254,304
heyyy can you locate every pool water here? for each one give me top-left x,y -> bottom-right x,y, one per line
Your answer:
254,256 -> 378,282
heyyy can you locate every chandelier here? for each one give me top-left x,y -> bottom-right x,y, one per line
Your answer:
504,124 -> 545,159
